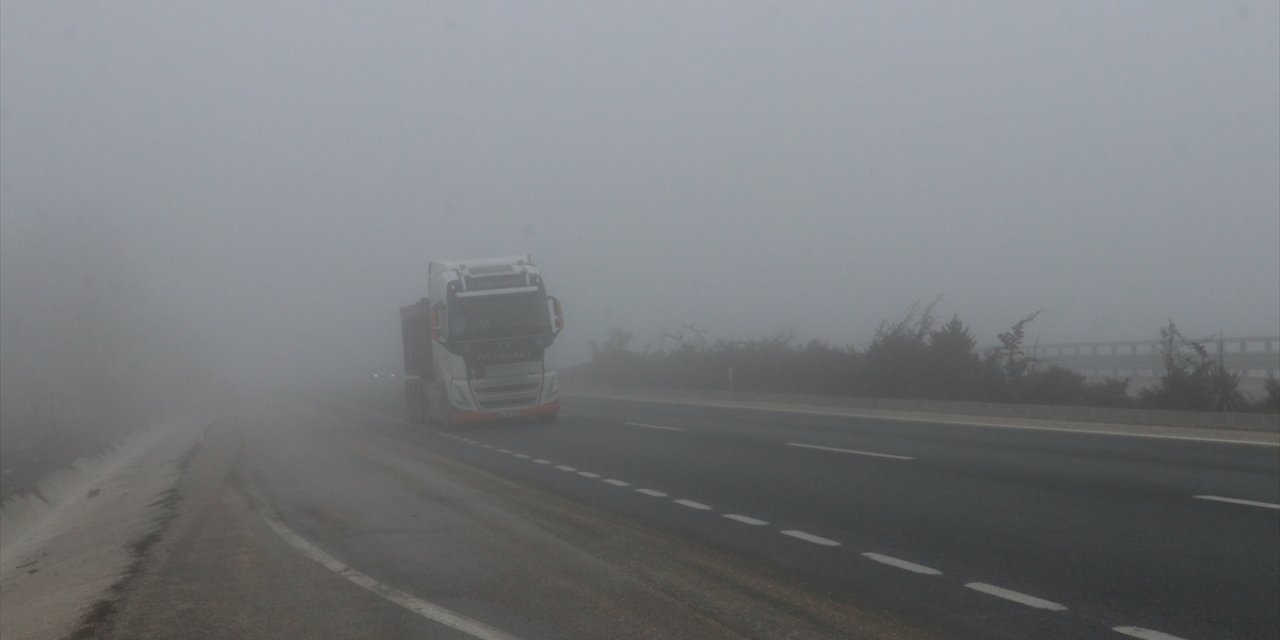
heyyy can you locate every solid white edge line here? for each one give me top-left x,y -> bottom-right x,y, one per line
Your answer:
263,515 -> 523,640
861,552 -> 942,575
964,582 -> 1067,611
624,421 -> 684,431
673,499 -> 712,510
602,479 -> 630,486
635,488 -> 668,497
1112,626 -> 1189,640
786,442 -> 914,460
1192,495 -> 1280,510
722,514 -> 769,526
780,530 -> 841,546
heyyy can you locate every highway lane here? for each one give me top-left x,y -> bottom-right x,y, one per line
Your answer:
110,390 -> 1277,639
323,392 -> 1279,640
196,395 -> 916,640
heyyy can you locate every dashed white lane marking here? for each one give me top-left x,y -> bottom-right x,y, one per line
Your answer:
780,530 -> 841,546
603,479 -> 630,487
1192,495 -> 1280,510
624,421 -> 684,432
861,553 -> 942,575
554,465 -> 576,472
532,459 -> 550,464
264,515 -> 523,640
577,471 -> 601,478
496,449 -> 511,454
481,444 -> 495,449
1112,626 -> 1189,640
512,453 -> 531,459
964,583 -> 1067,611
722,514 -> 769,526
785,442 -> 914,460
673,499 -> 713,510
635,488 -> 668,498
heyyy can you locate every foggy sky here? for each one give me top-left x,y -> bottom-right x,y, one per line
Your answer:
2,1 -> 1278,386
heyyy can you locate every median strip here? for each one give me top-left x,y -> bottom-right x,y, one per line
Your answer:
964,583 -> 1066,611
785,442 -> 914,460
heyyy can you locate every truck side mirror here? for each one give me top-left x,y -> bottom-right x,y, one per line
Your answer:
549,296 -> 563,334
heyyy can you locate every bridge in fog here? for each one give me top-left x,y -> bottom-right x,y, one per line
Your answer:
1035,336 -> 1279,396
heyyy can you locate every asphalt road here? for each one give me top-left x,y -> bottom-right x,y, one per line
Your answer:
108,390 -> 1280,640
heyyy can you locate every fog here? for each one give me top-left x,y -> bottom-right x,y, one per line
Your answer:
2,2 -> 1278,402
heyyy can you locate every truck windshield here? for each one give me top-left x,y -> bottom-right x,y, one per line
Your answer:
449,292 -> 550,341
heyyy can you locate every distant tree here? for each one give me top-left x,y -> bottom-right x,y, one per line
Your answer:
1016,366 -> 1088,405
986,310 -> 1044,382
588,327 -> 640,384
1257,376 -> 1280,413
1084,376 -> 1135,408
923,315 -> 994,399
861,300 -> 939,397
1140,321 -> 1245,412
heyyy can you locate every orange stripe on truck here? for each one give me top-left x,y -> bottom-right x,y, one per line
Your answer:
449,401 -> 559,425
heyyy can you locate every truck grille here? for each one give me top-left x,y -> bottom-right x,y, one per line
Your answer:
471,378 -> 541,411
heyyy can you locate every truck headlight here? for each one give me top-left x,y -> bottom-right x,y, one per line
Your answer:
449,379 -> 476,410
541,371 -> 559,403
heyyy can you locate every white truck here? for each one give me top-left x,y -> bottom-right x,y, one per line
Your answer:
400,255 -> 563,426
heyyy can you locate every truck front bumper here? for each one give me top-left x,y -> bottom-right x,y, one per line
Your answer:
448,400 -> 560,425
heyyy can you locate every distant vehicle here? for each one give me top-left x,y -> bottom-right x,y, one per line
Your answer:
400,255 -> 563,426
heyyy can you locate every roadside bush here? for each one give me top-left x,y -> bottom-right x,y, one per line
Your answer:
573,313 -> 1255,415
1140,322 -> 1245,412
1257,377 -> 1280,413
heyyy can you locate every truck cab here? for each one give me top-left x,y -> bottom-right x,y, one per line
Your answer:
401,255 -> 562,426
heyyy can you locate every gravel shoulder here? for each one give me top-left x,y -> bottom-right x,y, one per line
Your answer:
0,417 -> 206,640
